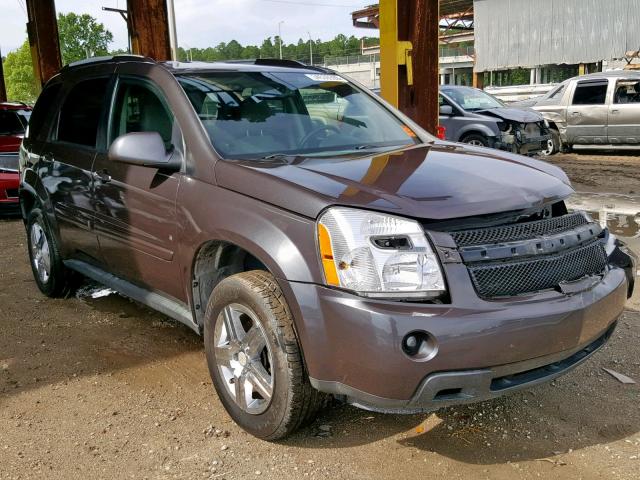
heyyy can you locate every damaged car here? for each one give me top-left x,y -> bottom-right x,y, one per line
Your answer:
515,71 -> 640,154
20,56 -> 635,440
439,85 -> 551,156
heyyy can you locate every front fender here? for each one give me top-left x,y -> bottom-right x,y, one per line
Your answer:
177,178 -> 323,301
456,122 -> 499,141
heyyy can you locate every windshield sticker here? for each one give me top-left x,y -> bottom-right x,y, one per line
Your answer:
305,74 -> 347,83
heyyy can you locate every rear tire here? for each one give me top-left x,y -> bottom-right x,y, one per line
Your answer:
204,270 -> 325,440
461,133 -> 489,147
26,208 -> 75,297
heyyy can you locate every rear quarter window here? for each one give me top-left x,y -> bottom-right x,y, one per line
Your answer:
27,83 -> 62,140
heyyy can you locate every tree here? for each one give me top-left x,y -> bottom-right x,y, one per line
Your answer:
3,40 -> 39,103
57,12 -> 113,65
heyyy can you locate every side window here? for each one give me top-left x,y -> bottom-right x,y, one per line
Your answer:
26,83 -> 62,140
0,111 -> 25,135
614,80 -> 640,104
110,80 -> 174,148
57,78 -> 109,147
572,82 -> 608,106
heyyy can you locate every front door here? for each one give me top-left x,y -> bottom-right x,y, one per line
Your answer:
43,76 -> 112,262
608,78 -> 640,145
92,76 -> 184,301
565,80 -> 609,145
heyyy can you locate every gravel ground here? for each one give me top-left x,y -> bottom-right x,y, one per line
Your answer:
1,152 -> 640,480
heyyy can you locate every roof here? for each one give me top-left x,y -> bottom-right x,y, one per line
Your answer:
0,102 -> 32,110
352,1 -> 474,28
577,71 -> 640,79
163,59 -> 330,74
60,56 -> 328,75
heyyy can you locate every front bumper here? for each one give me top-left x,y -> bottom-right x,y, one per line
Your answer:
495,133 -> 552,156
282,264 -> 629,412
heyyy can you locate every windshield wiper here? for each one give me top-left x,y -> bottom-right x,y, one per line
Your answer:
260,153 -> 294,160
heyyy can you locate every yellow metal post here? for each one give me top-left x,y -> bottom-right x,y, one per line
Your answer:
380,0 -> 439,134
380,0 -> 400,107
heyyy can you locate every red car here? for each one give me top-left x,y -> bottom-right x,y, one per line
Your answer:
0,103 -> 31,215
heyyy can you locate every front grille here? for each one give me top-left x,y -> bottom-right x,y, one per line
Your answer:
450,212 -> 589,247
467,240 -> 608,298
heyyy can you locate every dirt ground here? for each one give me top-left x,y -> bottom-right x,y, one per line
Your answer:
2,153 -> 640,480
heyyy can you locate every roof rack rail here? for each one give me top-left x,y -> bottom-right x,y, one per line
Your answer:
222,58 -> 333,73
62,54 -> 156,70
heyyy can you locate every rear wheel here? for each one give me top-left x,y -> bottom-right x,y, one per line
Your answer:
461,133 -> 489,147
26,208 -> 75,297
204,270 -> 325,440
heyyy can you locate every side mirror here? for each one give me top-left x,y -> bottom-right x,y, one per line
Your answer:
108,132 -> 181,171
439,105 -> 454,116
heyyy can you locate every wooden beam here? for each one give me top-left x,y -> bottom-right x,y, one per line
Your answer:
398,0 -> 440,134
0,47 -> 7,102
25,0 -> 62,88
128,0 -> 171,61
473,71 -> 484,89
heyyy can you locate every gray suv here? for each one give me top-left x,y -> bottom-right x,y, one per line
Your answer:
19,56 -> 635,440
439,85 -> 551,155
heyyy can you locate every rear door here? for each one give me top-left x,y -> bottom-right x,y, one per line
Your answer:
565,79 -> 609,145
608,78 -> 640,145
92,74 -> 183,300
42,74 -> 113,262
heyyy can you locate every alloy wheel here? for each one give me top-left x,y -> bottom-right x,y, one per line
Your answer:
214,303 -> 274,415
30,222 -> 51,284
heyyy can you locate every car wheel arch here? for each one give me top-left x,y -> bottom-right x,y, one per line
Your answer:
190,239 -> 275,327
458,125 -> 496,143
190,239 -> 313,375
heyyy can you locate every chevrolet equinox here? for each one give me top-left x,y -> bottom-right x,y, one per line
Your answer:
19,56 -> 635,440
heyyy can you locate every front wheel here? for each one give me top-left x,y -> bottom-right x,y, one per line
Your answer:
461,133 -> 489,147
541,130 -> 560,156
204,270 -> 326,440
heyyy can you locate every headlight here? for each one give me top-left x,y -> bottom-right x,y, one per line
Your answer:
317,207 -> 446,299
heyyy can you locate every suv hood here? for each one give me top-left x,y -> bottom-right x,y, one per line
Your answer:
476,107 -> 543,123
216,142 -> 573,220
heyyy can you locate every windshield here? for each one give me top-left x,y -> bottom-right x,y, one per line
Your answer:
443,87 -> 504,112
178,71 -> 420,159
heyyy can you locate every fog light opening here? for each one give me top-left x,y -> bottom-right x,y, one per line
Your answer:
402,331 -> 438,361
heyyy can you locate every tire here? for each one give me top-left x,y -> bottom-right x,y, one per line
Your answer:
204,270 -> 326,440
461,133 -> 489,147
541,130 -> 560,156
26,208 -> 75,297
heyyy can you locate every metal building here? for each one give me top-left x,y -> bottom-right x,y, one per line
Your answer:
475,0 -> 640,72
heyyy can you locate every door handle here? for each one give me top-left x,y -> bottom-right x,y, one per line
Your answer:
611,109 -> 620,115
571,111 -> 582,116
92,169 -> 112,183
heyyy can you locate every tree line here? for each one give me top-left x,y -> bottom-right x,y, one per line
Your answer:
2,12 -> 377,103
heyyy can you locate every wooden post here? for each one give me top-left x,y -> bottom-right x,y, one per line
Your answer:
473,71 -> 484,89
25,0 -> 62,88
0,47 -> 7,102
380,0 -> 439,135
128,0 -> 172,61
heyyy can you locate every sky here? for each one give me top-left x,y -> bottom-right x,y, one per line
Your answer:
2,0 -> 377,55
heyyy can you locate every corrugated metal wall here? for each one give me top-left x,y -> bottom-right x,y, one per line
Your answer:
474,0 -> 640,71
